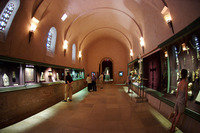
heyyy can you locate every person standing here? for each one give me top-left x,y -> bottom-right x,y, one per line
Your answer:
86,74 -> 92,92
127,73 -> 132,93
64,72 -> 73,102
92,73 -> 97,91
99,73 -> 104,89
170,69 -> 188,132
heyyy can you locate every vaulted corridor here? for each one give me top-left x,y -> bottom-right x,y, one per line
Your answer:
0,1 -> 200,132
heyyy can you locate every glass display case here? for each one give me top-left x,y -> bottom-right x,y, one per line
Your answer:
0,60 -> 67,88
0,60 -> 80,89
0,59 -> 85,89
65,68 -> 84,81
36,66 -> 64,83
128,60 -> 140,84
0,60 -> 20,87
0,59 -> 84,93
160,27 -> 200,114
163,34 -> 200,99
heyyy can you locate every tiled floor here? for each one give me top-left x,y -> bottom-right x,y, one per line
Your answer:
0,84 -> 182,133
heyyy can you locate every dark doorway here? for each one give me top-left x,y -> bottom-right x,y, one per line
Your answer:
143,51 -> 161,91
102,59 -> 113,80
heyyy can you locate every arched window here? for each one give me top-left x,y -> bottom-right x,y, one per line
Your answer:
46,27 -> 57,57
0,0 -> 20,41
72,44 -> 76,63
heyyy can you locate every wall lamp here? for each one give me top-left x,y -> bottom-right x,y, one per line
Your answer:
165,51 -> 168,58
29,17 -> 39,42
63,40 -> 68,56
79,51 -> 82,58
79,51 -> 82,62
130,49 -> 133,57
161,6 -> 174,34
140,37 -> 145,53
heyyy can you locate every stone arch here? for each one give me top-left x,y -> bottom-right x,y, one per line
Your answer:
99,57 -> 113,81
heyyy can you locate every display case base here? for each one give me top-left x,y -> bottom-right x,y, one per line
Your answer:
133,97 -> 148,103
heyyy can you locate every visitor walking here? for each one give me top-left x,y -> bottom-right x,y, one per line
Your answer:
86,74 -> 92,92
99,73 -> 104,89
92,73 -> 97,91
63,72 -> 73,102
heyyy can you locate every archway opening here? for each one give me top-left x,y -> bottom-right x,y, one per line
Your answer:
101,58 -> 113,81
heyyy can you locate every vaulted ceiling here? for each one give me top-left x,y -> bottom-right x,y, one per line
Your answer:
29,0 -> 200,59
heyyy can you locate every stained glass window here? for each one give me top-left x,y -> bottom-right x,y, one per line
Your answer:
46,32 -> 52,52
72,44 -> 76,62
0,0 -> 20,41
0,3 -> 14,31
46,27 -> 57,57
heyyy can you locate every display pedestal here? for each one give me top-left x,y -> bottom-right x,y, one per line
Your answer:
105,74 -> 110,80
132,78 -> 148,103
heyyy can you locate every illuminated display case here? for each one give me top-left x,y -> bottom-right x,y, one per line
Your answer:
0,59 -> 85,89
36,66 -> 64,83
0,61 -> 20,87
162,34 -> 200,97
160,25 -> 200,114
0,60 -> 67,88
65,68 -> 84,81
0,59 -> 85,90
0,59 -> 84,89
128,60 -> 139,84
